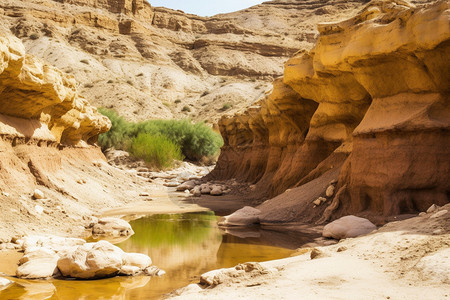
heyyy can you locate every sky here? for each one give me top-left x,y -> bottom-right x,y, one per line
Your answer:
147,0 -> 266,17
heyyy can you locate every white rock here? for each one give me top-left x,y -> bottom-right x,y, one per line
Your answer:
414,248 -> 450,284
176,180 -> 196,191
313,199 -> 322,206
210,185 -> 223,196
219,206 -> 261,226
426,204 -> 439,213
16,248 -> 59,279
119,265 -> 141,276
323,215 -> 377,240
325,185 -> 335,197
419,212 -> 426,216
178,171 -> 193,181
0,277 -> 13,290
35,205 -> 44,214
33,189 -> 44,199
22,235 -> 85,252
123,253 -> 152,269
164,181 -> 180,187
92,217 -> 134,237
430,210 -> 448,219
57,240 -> 125,279
1,192 -> 9,197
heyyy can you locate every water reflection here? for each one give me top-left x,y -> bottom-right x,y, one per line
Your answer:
1,212 -> 316,299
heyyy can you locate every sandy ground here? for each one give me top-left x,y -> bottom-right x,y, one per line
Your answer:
168,204 -> 450,300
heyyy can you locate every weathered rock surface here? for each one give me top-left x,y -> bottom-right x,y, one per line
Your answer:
0,277 -> 13,291
219,206 -> 261,226
92,217 -> 135,238
209,0 -> 450,222
16,236 -> 156,280
0,0 -> 367,123
0,30 -> 110,146
16,247 -> 60,279
323,215 -> 377,239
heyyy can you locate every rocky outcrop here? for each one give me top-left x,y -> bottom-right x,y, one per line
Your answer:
210,0 -> 450,222
0,31 -> 110,146
15,235 -> 158,280
0,0 -> 368,123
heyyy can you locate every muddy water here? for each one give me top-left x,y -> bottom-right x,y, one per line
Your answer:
0,212 -> 316,299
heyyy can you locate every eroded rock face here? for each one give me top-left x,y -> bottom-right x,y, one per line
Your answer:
210,0 -> 450,220
0,0 -> 367,124
0,31 -> 110,146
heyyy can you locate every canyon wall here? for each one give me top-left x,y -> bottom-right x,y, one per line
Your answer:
0,0 -> 368,123
0,31 -> 142,242
210,0 -> 450,221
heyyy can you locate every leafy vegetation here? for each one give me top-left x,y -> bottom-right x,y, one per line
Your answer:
130,133 -> 183,169
97,108 -> 223,167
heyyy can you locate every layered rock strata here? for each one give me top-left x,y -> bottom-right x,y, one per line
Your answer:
210,0 -> 450,221
0,31 -> 110,146
0,0 -> 368,123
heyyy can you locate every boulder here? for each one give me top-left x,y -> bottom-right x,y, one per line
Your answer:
119,265 -> 141,276
219,206 -> 261,226
210,185 -> 223,196
177,171 -> 193,181
192,186 -> 201,197
57,240 -> 125,279
200,184 -> 211,194
325,185 -> 335,197
176,180 -> 196,191
323,215 -> 377,240
92,218 -> 134,238
122,253 -> 152,269
16,247 -> 60,279
426,204 -> 439,213
0,277 -> 13,291
33,189 -> 44,199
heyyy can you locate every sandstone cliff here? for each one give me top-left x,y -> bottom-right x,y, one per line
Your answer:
0,30 -> 110,146
210,0 -> 450,223
0,0 -> 368,123
0,31 -> 142,242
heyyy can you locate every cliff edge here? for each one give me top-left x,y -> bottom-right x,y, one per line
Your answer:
209,0 -> 450,223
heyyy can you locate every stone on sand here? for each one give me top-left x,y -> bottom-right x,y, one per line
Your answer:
210,185 -> 223,196
33,189 -> 44,199
323,215 -> 376,239
219,206 -> 261,226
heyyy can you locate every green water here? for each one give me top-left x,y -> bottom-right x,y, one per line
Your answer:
1,212 -> 314,299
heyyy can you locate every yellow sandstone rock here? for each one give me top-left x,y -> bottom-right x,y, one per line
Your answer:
0,31 -> 110,146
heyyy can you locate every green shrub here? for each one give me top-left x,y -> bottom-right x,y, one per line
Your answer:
174,99 -> 182,104
130,133 -> 183,169
221,103 -> 232,111
29,33 -> 39,40
181,106 -> 191,112
97,108 -> 224,164
97,108 -> 137,151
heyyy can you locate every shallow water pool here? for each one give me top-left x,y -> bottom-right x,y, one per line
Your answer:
1,212 -> 316,299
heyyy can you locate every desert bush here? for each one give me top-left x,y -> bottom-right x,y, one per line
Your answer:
221,103 -> 232,111
97,109 -> 223,164
181,106 -> 191,112
97,108 -> 137,151
129,133 -> 183,169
